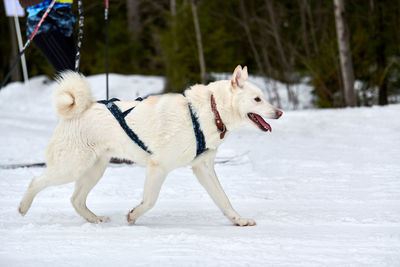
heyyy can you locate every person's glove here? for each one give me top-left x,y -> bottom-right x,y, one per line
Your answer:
18,0 -> 46,8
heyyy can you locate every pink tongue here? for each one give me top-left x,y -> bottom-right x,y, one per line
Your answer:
254,114 -> 272,132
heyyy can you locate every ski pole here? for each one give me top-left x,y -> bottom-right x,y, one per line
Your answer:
75,0 -> 84,71
1,0 -> 57,89
105,0 -> 109,100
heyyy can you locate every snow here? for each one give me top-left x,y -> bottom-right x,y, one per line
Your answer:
0,74 -> 399,266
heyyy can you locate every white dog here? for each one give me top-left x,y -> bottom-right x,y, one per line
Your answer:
18,65 -> 282,226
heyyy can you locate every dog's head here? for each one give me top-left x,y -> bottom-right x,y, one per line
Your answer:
230,65 -> 282,132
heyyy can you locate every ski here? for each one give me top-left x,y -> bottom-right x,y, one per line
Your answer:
0,158 -> 136,169
0,162 -> 46,169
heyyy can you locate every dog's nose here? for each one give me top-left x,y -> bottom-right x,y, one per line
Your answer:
275,110 -> 283,119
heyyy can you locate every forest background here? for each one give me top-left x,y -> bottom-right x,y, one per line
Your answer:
1,0 -> 399,108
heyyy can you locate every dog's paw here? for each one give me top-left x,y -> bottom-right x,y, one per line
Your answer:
18,202 -> 29,216
87,216 -> 109,224
126,211 -> 136,225
232,217 -> 256,227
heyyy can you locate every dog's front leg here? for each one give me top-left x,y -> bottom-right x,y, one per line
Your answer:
192,151 -> 256,226
127,164 -> 167,225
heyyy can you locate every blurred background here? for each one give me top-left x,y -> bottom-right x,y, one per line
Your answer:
1,0 -> 399,108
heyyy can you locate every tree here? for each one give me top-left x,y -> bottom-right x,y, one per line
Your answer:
370,0 -> 388,105
333,0 -> 356,106
126,0 -> 141,41
8,17 -> 21,82
190,0 -> 206,84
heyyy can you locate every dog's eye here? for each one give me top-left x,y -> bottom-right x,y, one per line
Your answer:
254,97 -> 261,102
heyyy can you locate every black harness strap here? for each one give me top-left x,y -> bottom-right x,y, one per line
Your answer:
187,103 -> 207,157
98,98 -> 151,154
99,95 -> 207,158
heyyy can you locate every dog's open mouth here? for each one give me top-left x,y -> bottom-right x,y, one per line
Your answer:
247,113 -> 271,132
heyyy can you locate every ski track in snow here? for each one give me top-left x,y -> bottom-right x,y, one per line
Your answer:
0,75 -> 399,266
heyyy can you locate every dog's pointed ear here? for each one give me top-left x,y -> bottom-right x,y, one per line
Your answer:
231,65 -> 245,89
242,66 -> 248,81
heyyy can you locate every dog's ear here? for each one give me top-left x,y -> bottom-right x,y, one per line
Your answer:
242,66 -> 248,81
231,65 -> 245,89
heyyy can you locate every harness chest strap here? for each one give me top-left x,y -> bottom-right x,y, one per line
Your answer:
187,102 -> 207,157
98,98 -> 152,154
186,94 -> 227,157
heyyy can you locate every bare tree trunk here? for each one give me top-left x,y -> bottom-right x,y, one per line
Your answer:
304,0 -> 319,55
169,0 -> 178,83
170,0 -> 177,50
298,0 -> 310,58
371,0 -> 388,105
170,0 -> 176,15
238,0 -> 265,75
126,0 -> 140,41
8,17 -> 21,82
333,0 -> 356,106
265,1 -> 288,71
238,0 -> 278,106
190,0 -> 206,84
265,0 -> 297,107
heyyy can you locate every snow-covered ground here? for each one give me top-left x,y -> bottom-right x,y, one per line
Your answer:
0,74 -> 399,266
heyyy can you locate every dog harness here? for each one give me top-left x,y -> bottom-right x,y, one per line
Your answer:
98,95 -> 224,159
98,97 -> 152,154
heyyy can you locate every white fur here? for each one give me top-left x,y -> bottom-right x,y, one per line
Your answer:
18,66 -> 282,226
54,71 -> 94,119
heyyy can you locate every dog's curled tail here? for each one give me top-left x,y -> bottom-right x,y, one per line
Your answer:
54,71 -> 94,119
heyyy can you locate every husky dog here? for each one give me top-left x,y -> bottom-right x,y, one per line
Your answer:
18,65 -> 282,226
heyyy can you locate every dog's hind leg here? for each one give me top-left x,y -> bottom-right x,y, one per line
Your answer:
70,155 -> 110,223
18,167 -> 77,216
127,164 -> 168,225
19,149 -> 98,217
192,150 -> 256,226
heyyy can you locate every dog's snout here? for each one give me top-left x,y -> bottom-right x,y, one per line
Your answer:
275,109 -> 283,119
